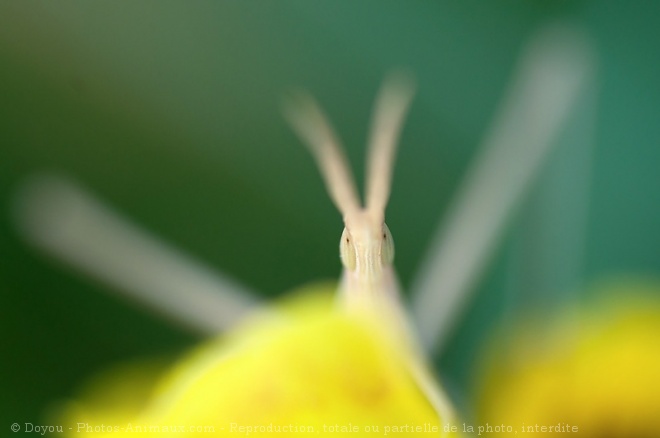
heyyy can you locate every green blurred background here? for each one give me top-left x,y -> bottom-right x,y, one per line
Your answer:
1,1 -> 659,427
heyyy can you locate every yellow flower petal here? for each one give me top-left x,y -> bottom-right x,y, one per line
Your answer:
476,280 -> 660,437
58,283 -> 457,437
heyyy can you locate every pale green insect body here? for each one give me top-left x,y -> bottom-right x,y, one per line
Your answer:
284,74 -> 457,428
284,72 -> 414,318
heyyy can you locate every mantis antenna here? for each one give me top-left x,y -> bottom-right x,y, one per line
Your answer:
283,91 -> 361,219
365,72 -> 416,224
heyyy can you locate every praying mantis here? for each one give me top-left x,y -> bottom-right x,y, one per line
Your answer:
14,22 -> 594,434
283,72 -> 414,333
284,71 -> 456,424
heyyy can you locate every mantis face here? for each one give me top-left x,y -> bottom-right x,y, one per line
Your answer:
340,218 -> 394,278
340,214 -> 395,306
339,216 -> 397,311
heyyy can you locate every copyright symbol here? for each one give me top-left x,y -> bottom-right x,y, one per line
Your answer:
11,423 -> 20,432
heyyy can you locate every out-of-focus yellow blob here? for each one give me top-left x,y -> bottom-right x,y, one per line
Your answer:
476,280 -> 660,437
58,283 -> 454,437
54,358 -> 171,435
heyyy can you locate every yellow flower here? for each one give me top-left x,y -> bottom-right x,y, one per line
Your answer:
476,280 -> 660,437
56,284 -> 457,437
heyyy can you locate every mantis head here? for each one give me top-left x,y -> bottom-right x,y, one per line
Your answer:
284,73 -> 415,300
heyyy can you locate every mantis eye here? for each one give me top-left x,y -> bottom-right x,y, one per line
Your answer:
381,223 -> 395,265
339,228 -> 356,271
